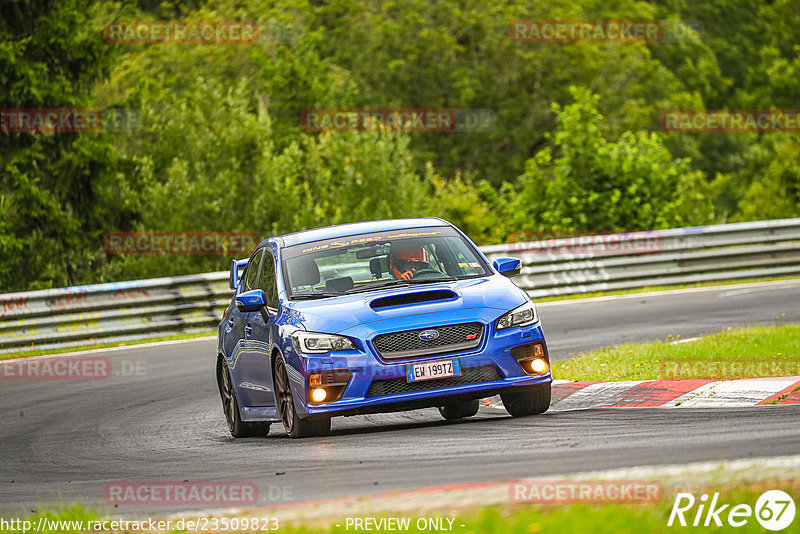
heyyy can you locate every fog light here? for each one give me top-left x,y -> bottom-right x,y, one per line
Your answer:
530,358 -> 548,373
311,388 -> 327,403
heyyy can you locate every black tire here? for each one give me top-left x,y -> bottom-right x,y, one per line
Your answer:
274,354 -> 331,438
438,399 -> 480,420
218,358 -> 270,438
501,383 -> 551,417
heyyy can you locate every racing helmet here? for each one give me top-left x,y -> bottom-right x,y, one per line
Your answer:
390,246 -> 430,279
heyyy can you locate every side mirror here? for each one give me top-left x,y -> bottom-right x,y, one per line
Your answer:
230,258 -> 249,290
493,257 -> 522,278
235,289 -> 267,312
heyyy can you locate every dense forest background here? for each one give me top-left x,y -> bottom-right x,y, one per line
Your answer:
2,0 -> 799,291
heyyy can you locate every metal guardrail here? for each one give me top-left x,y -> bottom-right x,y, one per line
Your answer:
2,218 -> 799,354
0,274 -> 229,354
481,218 -> 800,298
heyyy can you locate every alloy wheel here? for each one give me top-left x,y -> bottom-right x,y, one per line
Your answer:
220,361 -> 236,432
274,357 -> 295,434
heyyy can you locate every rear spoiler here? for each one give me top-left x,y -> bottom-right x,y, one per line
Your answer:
229,258 -> 249,290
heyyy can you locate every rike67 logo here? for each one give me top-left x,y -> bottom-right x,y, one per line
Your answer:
669,490 -> 796,531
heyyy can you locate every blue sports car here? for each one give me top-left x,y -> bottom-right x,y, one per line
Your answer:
217,218 -> 552,438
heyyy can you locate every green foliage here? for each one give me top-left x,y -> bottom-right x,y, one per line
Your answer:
313,0 -> 713,185
735,136 -> 800,221
427,169 -> 503,245
0,0 -> 118,291
499,87 -> 713,237
2,0 -> 799,290
96,75 -> 432,279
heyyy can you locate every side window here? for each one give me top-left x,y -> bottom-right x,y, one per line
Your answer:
243,250 -> 264,291
258,251 -> 279,308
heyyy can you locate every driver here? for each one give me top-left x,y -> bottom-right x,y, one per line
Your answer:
389,246 -> 433,280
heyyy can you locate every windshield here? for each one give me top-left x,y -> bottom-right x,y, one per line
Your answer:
281,227 -> 488,299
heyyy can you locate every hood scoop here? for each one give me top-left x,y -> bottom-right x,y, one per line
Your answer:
370,289 -> 457,310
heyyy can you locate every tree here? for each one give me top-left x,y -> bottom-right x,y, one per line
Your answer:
95,75 -> 434,280
734,136 -> 800,221
500,86 -> 713,237
312,0 -> 713,186
0,0 -> 119,290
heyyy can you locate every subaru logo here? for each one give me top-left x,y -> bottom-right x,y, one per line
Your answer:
419,330 -> 440,341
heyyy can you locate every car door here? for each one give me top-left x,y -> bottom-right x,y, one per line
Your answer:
223,249 -> 264,366
234,248 -> 278,409
246,248 -> 281,408
227,248 -> 265,407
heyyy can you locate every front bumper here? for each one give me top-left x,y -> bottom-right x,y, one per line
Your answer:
290,321 -> 551,418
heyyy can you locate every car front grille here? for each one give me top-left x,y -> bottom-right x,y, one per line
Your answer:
365,364 -> 503,398
372,322 -> 484,359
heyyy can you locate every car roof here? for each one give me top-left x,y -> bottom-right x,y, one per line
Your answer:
261,218 -> 452,248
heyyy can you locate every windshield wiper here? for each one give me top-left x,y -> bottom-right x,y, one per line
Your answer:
290,292 -> 340,300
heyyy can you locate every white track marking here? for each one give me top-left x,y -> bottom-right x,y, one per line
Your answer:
550,381 -> 646,411
667,377 -> 800,407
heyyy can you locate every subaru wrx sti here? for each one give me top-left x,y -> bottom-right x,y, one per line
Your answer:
217,218 -> 552,438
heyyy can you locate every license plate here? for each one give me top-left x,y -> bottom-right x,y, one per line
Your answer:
406,359 -> 461,382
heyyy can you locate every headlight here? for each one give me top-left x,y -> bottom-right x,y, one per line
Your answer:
497,301 -> 538,330
292,331 -> 355,354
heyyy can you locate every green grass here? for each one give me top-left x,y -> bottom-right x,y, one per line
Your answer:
433,481 -> 798,534
3,482 -> 796,533
0,331 -> 215,361
443,485 -> 795,534
555,324 -> 800,381
535,275 -> 800,303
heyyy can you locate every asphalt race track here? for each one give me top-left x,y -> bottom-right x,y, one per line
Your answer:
1,280 -> 799,514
